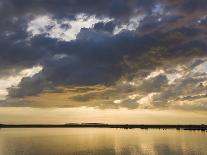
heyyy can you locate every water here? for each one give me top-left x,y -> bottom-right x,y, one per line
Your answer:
0,128 -> 206,155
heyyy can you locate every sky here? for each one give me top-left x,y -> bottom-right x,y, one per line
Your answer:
0,0 -> 207,124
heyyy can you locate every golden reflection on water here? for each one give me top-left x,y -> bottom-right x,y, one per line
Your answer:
0,128 -> 207,155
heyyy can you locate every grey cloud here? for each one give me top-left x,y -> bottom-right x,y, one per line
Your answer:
94,21 -> 116,33
151,71 -> 207,107
7,25 -> 207,98
0,0 -> 206,111
181,0 -> 207,12
138,74 -> 168,93
0,0 -> 156,33
8,71 -> 48,97
176,93 -> 207,101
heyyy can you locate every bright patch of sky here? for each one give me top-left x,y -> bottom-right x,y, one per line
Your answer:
113,15 -> 145,35
113,99 -> 122,104
193,60 -> 207,73
137,93 -> 157,106
145,69 -> 165,80
145,66 -> 186,84
27,14 -> 112,41
27,13 -> 146,40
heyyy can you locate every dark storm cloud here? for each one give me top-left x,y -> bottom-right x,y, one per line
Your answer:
0,31 -> 58,76
0,0 -> 206,32
0,0 -> 156,32
8,30 -> 147,96
94,21 -> 116,33
138,74 -> 168,93
0,0 -> 206,109
181,0 -> 207,12
7,27 -> 207,97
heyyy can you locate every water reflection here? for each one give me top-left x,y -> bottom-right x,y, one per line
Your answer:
0,128 -> 206,155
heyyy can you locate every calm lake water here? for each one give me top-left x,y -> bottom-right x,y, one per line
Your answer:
0,128 -> 207,155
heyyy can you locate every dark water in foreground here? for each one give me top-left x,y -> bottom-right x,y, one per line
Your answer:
0,128 -> 206,155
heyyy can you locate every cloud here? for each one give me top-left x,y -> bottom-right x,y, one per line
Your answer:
0,0 -> 156,33
138,74 -> 168,93
0,65 -> 42,100
27,14 -> 112,41
0,0 -> 206,111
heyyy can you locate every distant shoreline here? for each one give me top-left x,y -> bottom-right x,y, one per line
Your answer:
0,124 -> 207,131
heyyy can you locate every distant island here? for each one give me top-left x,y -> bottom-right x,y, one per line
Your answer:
0,123 -> 207,131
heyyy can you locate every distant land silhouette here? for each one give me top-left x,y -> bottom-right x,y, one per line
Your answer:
0,123 -> 207,131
